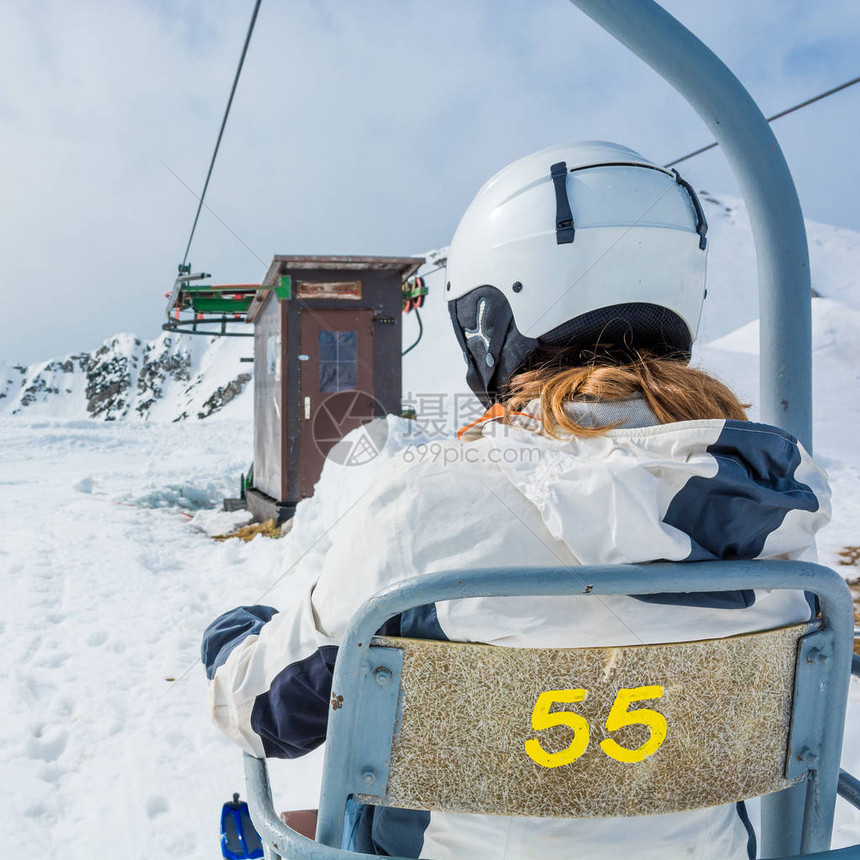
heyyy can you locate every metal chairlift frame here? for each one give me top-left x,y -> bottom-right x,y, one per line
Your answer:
244,562 -> 860,860
236,0 -> 857,856
164,268 -> 258,338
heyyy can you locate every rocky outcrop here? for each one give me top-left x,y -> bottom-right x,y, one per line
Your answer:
197,373 -> 252,419
135,338 -> 193,418
86,341 -> 135,420
0,332 -> 252,422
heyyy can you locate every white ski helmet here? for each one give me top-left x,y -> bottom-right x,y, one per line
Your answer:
447,141 -> 708,407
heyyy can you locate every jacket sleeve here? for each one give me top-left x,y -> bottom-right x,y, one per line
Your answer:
201,605 -> 279,681
205,583 -> 343,758
203,451 -> 423,758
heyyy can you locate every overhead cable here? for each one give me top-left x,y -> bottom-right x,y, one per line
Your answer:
666,74 -> 860,168
181,0 -> 263,266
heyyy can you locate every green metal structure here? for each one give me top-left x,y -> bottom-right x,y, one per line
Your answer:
164,264 -> 268,337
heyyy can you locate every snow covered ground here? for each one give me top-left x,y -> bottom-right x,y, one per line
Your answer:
0,420 -> 297,857
2,192 -> 860,857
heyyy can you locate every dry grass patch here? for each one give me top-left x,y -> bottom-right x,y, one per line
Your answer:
845,572 -> 860,657
839,546 -> 860,567
212,518 -> 283,542
833,548 -> 860,656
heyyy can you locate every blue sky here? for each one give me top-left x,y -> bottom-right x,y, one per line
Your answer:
1,0 -> 859,364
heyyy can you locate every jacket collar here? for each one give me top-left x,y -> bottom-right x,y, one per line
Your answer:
457,396 -> 658,441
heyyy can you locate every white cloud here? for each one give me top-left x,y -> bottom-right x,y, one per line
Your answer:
1,0 -> 859,363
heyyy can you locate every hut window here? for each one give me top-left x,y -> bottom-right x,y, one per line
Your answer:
319,331 -> 357,392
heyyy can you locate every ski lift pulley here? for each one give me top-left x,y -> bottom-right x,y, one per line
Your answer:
402,276 -> 427,313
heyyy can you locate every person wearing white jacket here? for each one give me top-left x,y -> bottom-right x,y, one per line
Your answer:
202,142 -> 831,859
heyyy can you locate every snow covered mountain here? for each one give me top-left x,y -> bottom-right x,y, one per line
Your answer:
0,330 -> 253,422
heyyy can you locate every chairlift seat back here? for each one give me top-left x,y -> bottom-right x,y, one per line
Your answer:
352,623 -> 812,819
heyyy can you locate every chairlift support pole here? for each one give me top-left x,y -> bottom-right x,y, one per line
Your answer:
567,1 -> 814,855
567,0 -> 813,455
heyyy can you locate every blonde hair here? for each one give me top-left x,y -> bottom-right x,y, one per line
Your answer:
504,349 -> 748,438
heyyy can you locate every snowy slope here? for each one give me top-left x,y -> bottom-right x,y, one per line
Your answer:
0,331 -> 253,422
0,421 -> 277,858
2,193 -> 860,858
5,191 -> 857,433
2,412 -> 858,858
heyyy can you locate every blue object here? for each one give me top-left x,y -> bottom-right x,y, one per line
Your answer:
221,792 -> 264,860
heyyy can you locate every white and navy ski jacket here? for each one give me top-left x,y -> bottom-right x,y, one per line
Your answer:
203,399 -> 831,860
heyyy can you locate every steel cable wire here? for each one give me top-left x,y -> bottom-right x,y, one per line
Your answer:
666,74 -> 860,168
181,0 -> 263,266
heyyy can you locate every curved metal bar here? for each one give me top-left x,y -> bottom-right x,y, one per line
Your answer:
839,770 -> 860,812
243,753 -> 413,860
338,562 -> 850,645
567,0 -> 812,451
316,561 -> 853,851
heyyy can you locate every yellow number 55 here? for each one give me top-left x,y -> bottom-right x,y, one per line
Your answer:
524,685 -> 667,768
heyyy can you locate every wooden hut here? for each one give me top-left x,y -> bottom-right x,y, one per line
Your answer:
244,255 -> 423,523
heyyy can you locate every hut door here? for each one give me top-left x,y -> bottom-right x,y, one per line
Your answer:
298,308 -> 375,498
